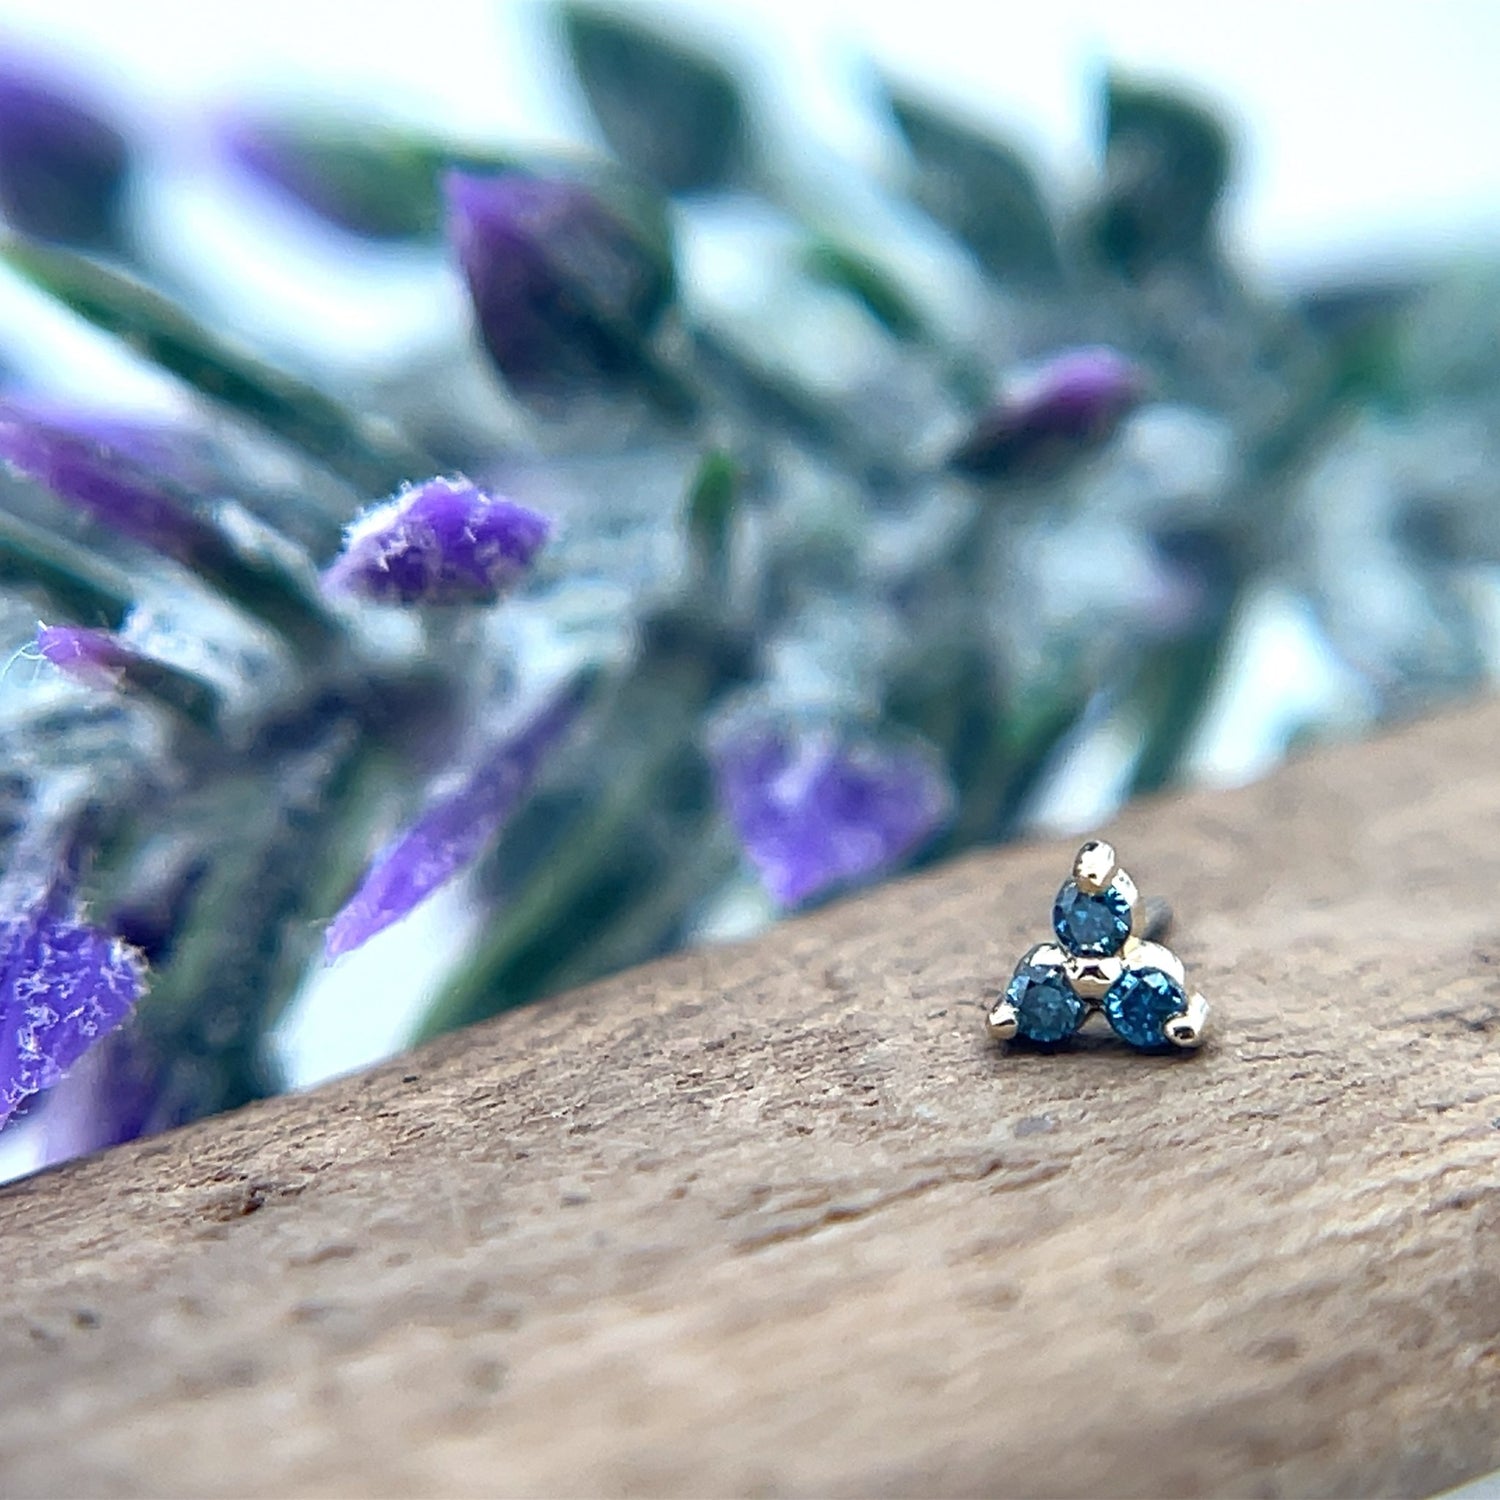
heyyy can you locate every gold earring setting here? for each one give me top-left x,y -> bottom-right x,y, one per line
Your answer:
987,841 -> 1209,1052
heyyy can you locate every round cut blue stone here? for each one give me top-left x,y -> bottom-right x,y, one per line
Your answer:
1103,967 -> 1187,1049
1052,879 -> 1131,957
1005,959 -> 1087,1043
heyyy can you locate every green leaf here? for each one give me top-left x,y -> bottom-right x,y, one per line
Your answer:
0,509 -> 133,627
230,113 -> 515,240
418,778 -> 716,1038
1091,72 -> 1232,275
886,639 -> 1089,859
0,237 -> 432,493
691,325 -> 846,458
804,236 -> 927,341
104,648 -> 225,734
685,447 -> 738,588
886,87 -> 1060,284
1296,280 -> 1414,411
561,5 -> 748,194
1126,615 -> 1236,797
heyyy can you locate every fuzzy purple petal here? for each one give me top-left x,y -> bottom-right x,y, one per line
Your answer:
39,1028 -> 162,1163
322,476 -> 551,606
326,680 -> 585,957
0,908 -> 145,1128
712,723 -> 953,908
37,624 -> 136,689
950,346 -> 1144,478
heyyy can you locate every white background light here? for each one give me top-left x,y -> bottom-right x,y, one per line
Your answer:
0,0 -> 1495,279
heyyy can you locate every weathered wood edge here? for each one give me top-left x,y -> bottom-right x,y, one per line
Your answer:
3,697 -> 1500,1498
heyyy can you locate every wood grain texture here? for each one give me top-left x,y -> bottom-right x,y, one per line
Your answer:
4,699 -> 1500,1499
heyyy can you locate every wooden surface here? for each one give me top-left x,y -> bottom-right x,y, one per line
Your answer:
4,699 -> 1500,1498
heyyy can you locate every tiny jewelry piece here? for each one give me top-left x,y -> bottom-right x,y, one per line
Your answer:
987,840 -> 1209,1053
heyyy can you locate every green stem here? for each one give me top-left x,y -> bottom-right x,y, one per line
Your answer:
417,652 -> 723,1040
0,511 -> 133,627
1126,369 -> 1352,796
1,236 -> 435,494
112,652 -> 224,736
126,729 -> 394,1124
540,829 -> 740,996
199,547 -> 347,661
1125,604 -> 1240,798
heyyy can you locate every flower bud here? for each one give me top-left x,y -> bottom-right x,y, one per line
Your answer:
0,57 -> 130,247
36,623 -> 134,689
321,476 -> 551,606
444,169 -> 673,400
949,347 -> 1144,479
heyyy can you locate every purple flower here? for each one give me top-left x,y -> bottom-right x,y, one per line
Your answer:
949,347 -> 1145,478
326,679 -> 586,957
322,476 -> 550,606
39,1027 -> 161,1163
0,404 -> 221,565
0,897 -> 145,1130
445,170 -> 673,398
711,720 -> 953,908
0,397 -> 210,483
0,57 -> 130,246
36,623 -> 137,689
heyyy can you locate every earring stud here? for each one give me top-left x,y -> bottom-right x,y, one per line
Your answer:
987,840 -> 1209,1052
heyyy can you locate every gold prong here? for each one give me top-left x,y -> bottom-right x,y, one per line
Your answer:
1022,940 -> 1068,970
1072,840 -> 1117,895
1064,951 -> 1122,1001
1124,940 -> 1186,987
986,999 -> 1020,1041
1164,992 -> 1209,1050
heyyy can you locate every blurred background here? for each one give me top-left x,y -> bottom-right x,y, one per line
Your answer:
1,0 -> 1499,1179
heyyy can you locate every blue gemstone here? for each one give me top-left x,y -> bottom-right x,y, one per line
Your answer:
1103,967 -> 1187,1049
1052,879 -> 1131,957
1005,959 -> 1087,1043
